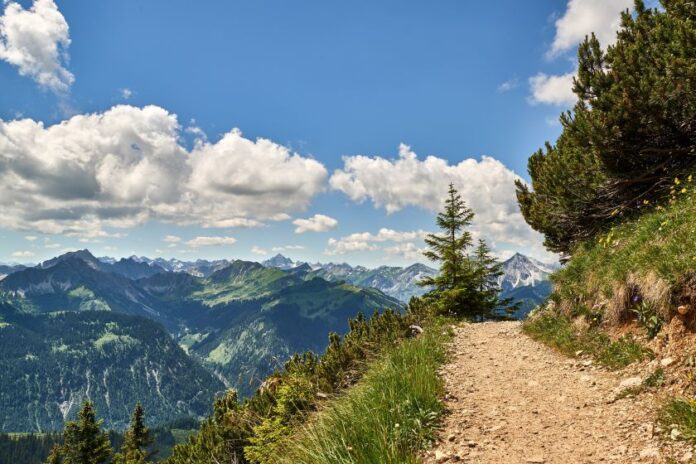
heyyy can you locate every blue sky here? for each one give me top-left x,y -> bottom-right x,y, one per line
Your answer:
0,0 -> 635,266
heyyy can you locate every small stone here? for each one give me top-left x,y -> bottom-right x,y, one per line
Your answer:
575,350 -> 584,356
681,451 -> 694,462
447,434 -> 456,442
525,457 -> 545,463
434,450 -> 449,462
639,447 -> 659,458
619,377 -> 642,388
671,428 -> 681,440
467,440 -> 477,448
661,357 -> 674,367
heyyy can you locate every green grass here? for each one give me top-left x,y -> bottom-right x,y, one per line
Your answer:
278,323 -> 452,464
660,398 -> 696,441
553,180 -> 696,313
523,312 -> 650,369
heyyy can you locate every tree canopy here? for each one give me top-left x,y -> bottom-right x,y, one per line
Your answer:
516,0 -> 696,254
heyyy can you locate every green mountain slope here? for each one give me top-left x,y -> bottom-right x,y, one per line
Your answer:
0,303 -> 224,432
0,252 -> 405,420
0,257 -> 167,324
189,278 -> 403,395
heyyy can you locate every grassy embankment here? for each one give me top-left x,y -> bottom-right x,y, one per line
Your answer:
525,178 -> 696,442
279,322 -> 452,464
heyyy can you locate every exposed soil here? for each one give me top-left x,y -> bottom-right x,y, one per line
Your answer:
422,321 -> 695,464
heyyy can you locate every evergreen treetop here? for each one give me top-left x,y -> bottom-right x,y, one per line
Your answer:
49,401 -> 112,464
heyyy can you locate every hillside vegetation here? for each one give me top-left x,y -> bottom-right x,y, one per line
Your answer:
551,182 -> 696,326
517,0 -> 696,449
278,324 -> 449,464
518,0 -> 696,334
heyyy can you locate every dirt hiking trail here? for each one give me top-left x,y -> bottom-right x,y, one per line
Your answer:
423,321 -> 695,464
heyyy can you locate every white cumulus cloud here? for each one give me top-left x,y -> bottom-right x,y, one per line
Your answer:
529,0 -> 633,107
0,0 -> 73,92
251,245 -> 268,255
528,72 -> 577,106
271,245 -> 305,252
497,78 -> 519,93
0,105 -> 328,237
293,214 -> 338,234
330,145 -> 550,258
186,236 -> 237,248
384,242 -> 425,261
324,228 -> 429,257
325,238 -> 377,256
548,0 -> 633,58
12,250 -> 34,258
163,235 -> 181,243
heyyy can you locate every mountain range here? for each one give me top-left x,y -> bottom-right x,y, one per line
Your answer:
0,249 -> 554,432
0,250 -> 402,431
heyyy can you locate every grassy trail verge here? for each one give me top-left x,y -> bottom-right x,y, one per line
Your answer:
278,322 -> 453,464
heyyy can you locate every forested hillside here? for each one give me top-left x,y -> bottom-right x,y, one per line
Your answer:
0,252 -> 403,431
0,305 -> 223,432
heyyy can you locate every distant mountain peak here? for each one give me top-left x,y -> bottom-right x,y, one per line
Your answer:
499,253 -> 555,291
262,254 -> 297,270
40,249 -> 104,270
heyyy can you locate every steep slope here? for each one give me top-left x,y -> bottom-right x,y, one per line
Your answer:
550,186 -> 696,328
262,253 -> 297,270
0,264 -> 28,281
134,256 -> 232,278
0,303 -> 223,432
194,260 -> 300,304
109,257 -> 165,279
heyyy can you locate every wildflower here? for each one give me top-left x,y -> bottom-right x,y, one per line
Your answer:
675,177 -> 681,185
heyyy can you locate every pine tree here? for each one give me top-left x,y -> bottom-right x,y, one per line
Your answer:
114,403 -> 154,464
60,401 -> 112,464
470,239 -> 518,319
45,445 -> 62,464
419,183 -> 476,316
